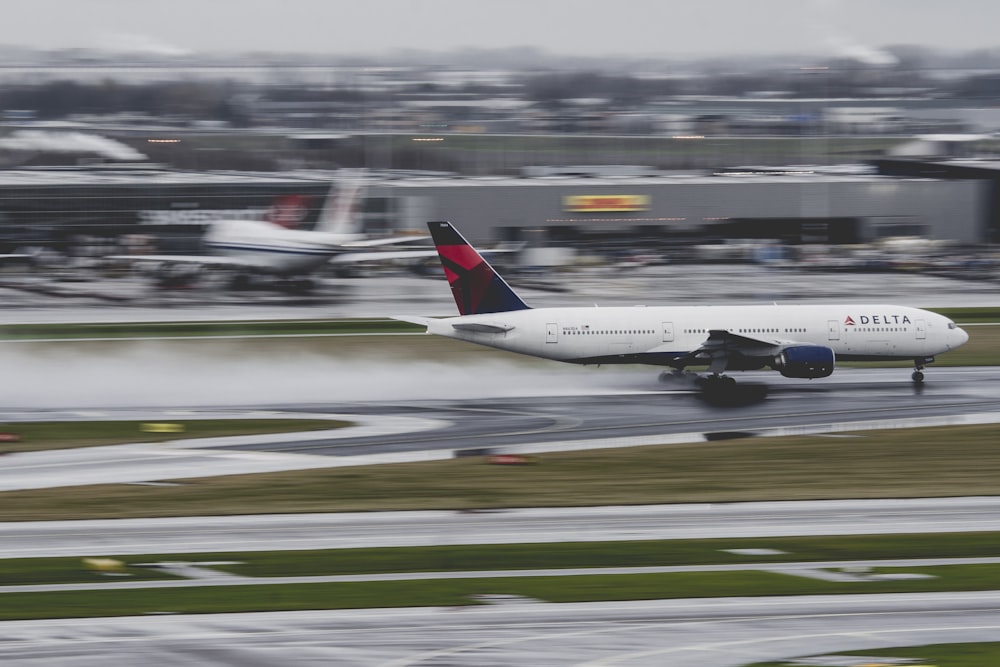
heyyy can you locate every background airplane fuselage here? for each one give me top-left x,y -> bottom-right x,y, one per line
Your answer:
425,304 -> 967,367
205,219 -> 364,276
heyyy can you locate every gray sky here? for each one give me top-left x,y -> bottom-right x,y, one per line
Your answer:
2,0 -> 997,59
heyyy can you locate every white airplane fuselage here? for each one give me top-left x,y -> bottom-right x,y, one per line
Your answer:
204,219 -> 364,276
425,303 -> 968,368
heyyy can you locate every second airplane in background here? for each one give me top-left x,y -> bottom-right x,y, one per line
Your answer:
111,170 -> 430,292
398,221 -> 969,386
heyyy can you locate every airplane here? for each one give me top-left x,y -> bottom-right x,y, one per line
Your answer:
396,221 -> 970,387
109,170 -> 431,292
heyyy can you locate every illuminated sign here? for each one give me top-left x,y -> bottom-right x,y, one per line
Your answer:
563,195 -> 649,213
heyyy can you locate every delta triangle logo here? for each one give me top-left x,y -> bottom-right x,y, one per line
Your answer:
844,315 -> 856,326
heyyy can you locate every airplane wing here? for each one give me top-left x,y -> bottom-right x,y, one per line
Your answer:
331,242 -> 520,264
701,329 -> 782,351
104,254 -> 256,269
679,329 -> 785,374
340,235 -> 431,248
328,249 -> 442,264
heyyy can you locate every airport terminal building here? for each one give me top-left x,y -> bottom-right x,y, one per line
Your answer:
0,164 -> 989,255
374,169 -> 988,248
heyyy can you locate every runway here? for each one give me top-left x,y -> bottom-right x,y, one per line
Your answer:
1,366 -> 998,491
4,497 -> 1000,558
2,593 -> 999,666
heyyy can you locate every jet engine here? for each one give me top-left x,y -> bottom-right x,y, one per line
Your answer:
772,345 -> 835,379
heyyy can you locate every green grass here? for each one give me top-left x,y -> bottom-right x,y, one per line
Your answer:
216,532 -> 1000,578
933,307 -> 1000,324
2,424 -> 999,521
7,532 -> 999,584
0,557 -> 183,586
0,419 -> 350,454
748,642 -> 1000,666
4,563 -> 1000,621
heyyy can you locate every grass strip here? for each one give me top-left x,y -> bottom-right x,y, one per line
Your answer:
2,424 -> 998,521
6,532 -> 1000,585
3,564 -> 1000,621
931,307 -> 1000,324
0,419 -> 350,454
747,642 -> 1000,666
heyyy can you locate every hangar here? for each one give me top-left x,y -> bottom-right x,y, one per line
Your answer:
874,156 -> 1000,243
0,165 -> 987,256
372,170 -> 987,248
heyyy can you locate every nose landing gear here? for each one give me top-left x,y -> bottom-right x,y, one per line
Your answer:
912,356 -> 935,384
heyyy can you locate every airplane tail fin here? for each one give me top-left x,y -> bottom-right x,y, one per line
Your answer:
315,169 -> 366,234
266,194 -> 311,228
428,221 -> 530,315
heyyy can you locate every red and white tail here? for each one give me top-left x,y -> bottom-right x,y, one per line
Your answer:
315,169 -> 367,235
428,221 -> 530,315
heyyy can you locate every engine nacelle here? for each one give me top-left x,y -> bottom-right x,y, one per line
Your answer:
773,345 -> 835,379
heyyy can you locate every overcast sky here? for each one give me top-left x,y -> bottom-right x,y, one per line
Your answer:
1,0 -> 996,60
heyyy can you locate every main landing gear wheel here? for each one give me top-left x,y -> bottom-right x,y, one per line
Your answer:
912,370 -> 925,384
696,374 -> 736,388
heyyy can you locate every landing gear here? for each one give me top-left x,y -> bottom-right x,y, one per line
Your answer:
229,273 -> 252,291
696,374 -> 736,389
658,369 -> 697,384
912,356 -> 934,385
282,277 -> 315,294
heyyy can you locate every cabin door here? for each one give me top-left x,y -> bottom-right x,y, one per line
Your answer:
546,323 -> 558,343
828,320 -> 840,341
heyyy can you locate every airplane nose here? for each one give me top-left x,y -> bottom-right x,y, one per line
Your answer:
955,327 -> 970,347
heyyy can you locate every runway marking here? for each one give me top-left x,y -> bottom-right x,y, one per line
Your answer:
577,620 -> 1000,666
379,609 -> 1000,667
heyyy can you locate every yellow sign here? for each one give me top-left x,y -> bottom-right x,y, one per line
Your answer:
563,195 -> 649,213
141,423 -> 186,433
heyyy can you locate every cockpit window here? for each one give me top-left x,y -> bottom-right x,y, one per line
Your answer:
948,322 -> 957,329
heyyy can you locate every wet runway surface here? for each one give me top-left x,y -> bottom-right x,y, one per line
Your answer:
2,367 -> 998,492
3,593 -> 1000,666
6,497 -> 1000,558
221,366 -> 1000,458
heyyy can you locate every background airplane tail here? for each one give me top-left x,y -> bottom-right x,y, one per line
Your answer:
429,221 -> 530,315
315,169 -> 366,234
